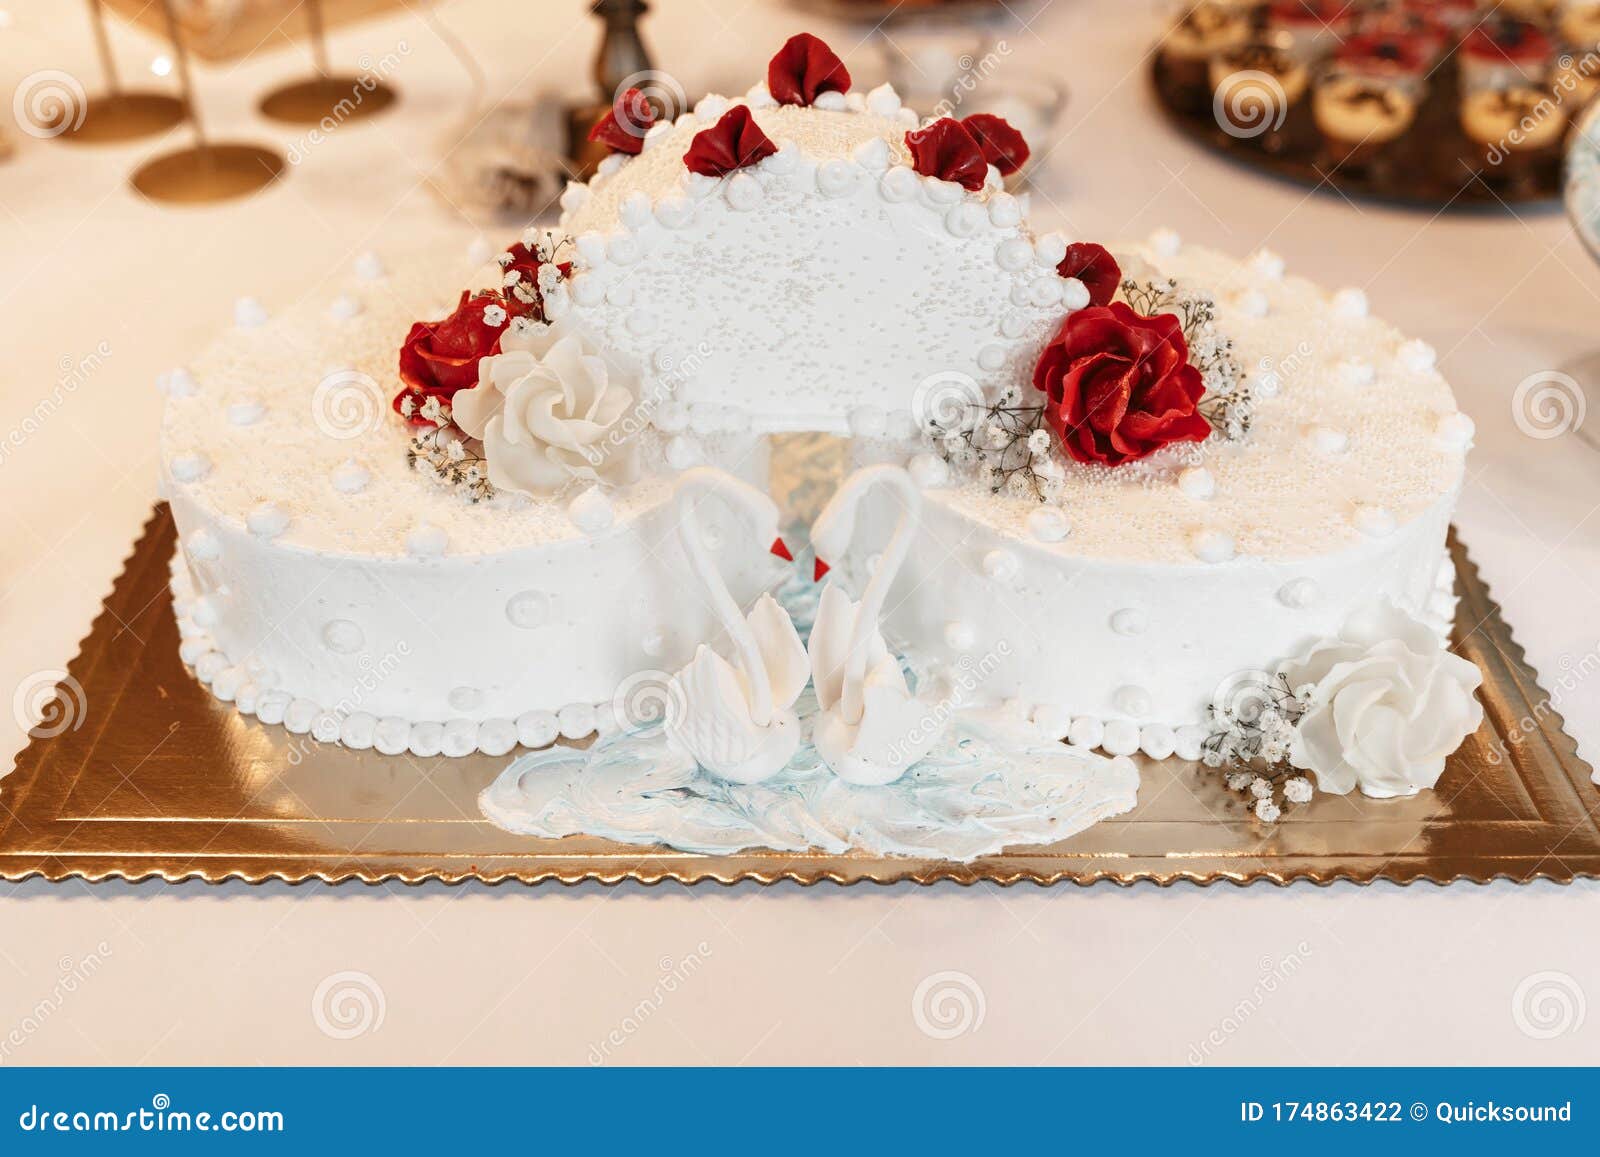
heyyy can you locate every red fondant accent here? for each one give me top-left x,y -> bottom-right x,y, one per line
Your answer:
813,557 -> 831,582
767,33 -> 851,106
1033,302 -> 1212,468
684,106 -> 779,177
960,113 -> 1030,176
587,87 -> 657,155
1055,242 -> 1122,308
903,119 -> 988,191
770,536 -> 794,561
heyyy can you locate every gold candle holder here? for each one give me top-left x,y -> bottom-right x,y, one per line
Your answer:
129,0 -> 284,204
257,0 -> 397,125
58,0 -> 188,144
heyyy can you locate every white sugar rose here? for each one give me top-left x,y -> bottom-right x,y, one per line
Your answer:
451,327 -> 639,497
1279,602 -> 1483,799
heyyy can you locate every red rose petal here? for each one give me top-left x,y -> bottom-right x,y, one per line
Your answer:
1034,302 -> 1211,467
1056,242 -> 1122,307
393,290 -> 506,423
904,118 -> 989,191
684,105 -> 779,177
960,113 -> 1030,176
588,87 -> 656,155
768,32 -> 851,106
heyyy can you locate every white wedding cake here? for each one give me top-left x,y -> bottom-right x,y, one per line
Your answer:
161,34 -> 1483,826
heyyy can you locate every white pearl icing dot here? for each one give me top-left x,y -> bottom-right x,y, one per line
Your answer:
1331,287 -> 1369,319
1031,704 -> 1072,741
568,487 -> 614,534
1398,339 -> 1437,372
996,237 -> 1033,271
982,549 -> 1020,583
880,165 -> 919,202
1140,724 -> 1176,760
374,717 -> 410,756
322,619 -> 364,654
442,720 -> 479,758
160,367 -> 198,397
233,297 -> 268,327
1027,507 -> 1070,543
1110,608 -> 1148,636
944,621 -> 977,651
247,502 -> 289,538
558,702 -> 596,740
1353,505 -> 1396,536
1235,289 -> 1269,318
852,137 -> 890,170
409,721 -> 444,758
1305,425 -> 1349,455
1101,720 -> 1141,757
187,528 -> 221,561
1174,725 -> 1207,762
1034,232 -> 1068,267
866,82 -> 901,116
516,710 -> 559,749
1113,685 -> 1152,718
1067,716 -> 1104,749
1059,278 -> 1091,310
341,713 -> 377,751
170,452 -> 211,483
907,453 -> 949,489
1249,249 -> 1285,279
814,90 -> 847,112
506,590 -> 552,629
1436,412 -> 1475,450
227,398 -> 264,426
331,460 -> 370,494
1278,577 -> 1321,609
1177,466 -> 1214,500
406,523 -> 448,557
353,251 -> 386,280
1190,528 -> 1235,563
1149,227 -> 1181,256
478,719 -> 518,757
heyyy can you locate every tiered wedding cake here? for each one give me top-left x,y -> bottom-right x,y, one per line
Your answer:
162,34 -> 1483,832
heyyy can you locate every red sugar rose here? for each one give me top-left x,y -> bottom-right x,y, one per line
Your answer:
1055,242 -> 1122,308
961,113 -> 1030,176
1034,302 -> 1211,467
768,32 -> 851,106
393,290 -> 506,424
684,105 -> 778,177
588,87 -> 656,156
904,118 -> 988,191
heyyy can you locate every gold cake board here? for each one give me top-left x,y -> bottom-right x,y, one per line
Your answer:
2,506 -> 1597,887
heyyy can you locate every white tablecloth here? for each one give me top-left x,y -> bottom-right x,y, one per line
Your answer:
3,0 -> 1597,1065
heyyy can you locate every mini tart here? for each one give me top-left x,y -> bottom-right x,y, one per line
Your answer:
1560,4 -> 1600,52
1313,74 -> 1417,145
1163,2 -> 1253,62
1554,58 -> 1600,110
1460,86 -> 1568,152
1460,20 -> 1554,88
1209,43 -> 1311,107
1336,33 -> 1434,89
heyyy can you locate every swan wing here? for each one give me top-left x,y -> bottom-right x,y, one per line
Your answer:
665,646 -> 763,768
746,594 -> 809,711
807,584 -> 856,711
853,656 -> 943,772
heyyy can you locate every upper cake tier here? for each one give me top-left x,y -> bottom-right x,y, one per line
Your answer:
555,91 -> 1071,435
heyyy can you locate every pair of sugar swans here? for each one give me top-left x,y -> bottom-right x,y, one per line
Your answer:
664,464 -> 940,786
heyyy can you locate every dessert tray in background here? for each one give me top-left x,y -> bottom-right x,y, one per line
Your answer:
6,32 -> 1598,883
1154,0 -> 1596,208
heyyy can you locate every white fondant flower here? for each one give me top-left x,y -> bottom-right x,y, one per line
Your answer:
1279,603 -> 1483,799
452,328 -> 639,497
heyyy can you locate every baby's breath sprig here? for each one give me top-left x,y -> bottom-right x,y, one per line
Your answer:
1121,276 -> 1251,441
406,403 -> 496,503
1203,671 -> 1316,823
932,386 -> 1062,502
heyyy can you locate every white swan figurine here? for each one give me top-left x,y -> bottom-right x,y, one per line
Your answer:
808,464 -> 945,785
664,467 -> 809,784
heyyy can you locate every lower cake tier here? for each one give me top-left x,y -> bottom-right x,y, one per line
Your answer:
167,466 -> 783,757
842,481 -> 1458,759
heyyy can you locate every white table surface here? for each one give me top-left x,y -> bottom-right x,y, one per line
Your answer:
2,0 -> 1598,1066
